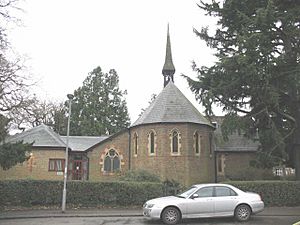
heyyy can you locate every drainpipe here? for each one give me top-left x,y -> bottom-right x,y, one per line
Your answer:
214,147 -> 218,183
128,128 -> 131,170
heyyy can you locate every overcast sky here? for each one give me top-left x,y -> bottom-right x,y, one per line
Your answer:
9,0 -> 219,123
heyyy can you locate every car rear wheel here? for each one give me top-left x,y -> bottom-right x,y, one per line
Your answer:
161,207 -> 181,225
235,204 -> 251,221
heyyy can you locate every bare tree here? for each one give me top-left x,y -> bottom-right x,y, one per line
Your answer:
0,0 -> 35,131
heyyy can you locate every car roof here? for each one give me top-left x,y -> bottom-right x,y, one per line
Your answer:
192,183 -> 235,188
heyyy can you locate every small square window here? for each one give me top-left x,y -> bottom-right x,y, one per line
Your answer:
49,159 -> 65,172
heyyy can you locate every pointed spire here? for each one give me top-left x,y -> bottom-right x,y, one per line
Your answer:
162,24 -> 175,87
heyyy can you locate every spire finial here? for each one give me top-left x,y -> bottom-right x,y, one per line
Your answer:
162,24 -> 175,87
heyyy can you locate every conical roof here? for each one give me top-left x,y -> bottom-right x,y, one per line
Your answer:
131,81 -> 212,127
162,25 -> 175,76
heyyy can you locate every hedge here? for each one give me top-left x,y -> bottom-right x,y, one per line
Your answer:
0,180 -> 164,208
1,180 -> 299,208
225,181 -> 300,206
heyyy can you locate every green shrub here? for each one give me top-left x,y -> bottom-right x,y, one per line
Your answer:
225,181 -> 300,206
119,170 -> 161,182
225,167 -> 274,181
0,180 -> 164,208
1,180 -> 299,208
163,179 -> 183,196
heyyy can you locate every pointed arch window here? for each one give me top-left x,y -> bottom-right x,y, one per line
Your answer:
103,149 -> 120,173
194,131 -> 201,156
148,130 -> 156,155
172,131 -> 179,153
133,132 -> 138,156
170,128 -> 181,155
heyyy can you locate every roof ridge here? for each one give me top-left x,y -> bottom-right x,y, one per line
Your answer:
42,125 -> 66,147
6,124 -> 46,143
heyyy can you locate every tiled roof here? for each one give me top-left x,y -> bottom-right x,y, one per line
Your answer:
212,116 -> 259,152
132,81 -> 212,127
6,124 -> 66,148
215,133 -> 259,152
60,136 -> 108,152
6,124 -> 108,152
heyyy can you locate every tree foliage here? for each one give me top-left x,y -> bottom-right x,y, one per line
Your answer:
70,66 -> 130,136
0,0 -> 31,116
184,0 -> 300,175
10,97 -> 68,134
0,114 -> 31,170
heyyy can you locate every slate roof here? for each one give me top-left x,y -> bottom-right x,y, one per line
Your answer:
6,124 -> 108,152
132,81 -> 212,127
6,124 -> 66,148
60,136 -> 108,152
212,116 -> 259,152
215,133 -> 259,152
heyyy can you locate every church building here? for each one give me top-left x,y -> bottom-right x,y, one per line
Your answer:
2,28 -> 263,185
87,27 -> 216,185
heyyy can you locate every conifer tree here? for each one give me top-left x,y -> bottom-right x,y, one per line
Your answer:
70,67 -> 130,136
184,0 -> 300,179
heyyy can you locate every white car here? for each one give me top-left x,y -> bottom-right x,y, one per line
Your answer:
143,183 -> 264,224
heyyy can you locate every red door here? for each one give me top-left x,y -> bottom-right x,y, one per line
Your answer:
72,160 -> 83,180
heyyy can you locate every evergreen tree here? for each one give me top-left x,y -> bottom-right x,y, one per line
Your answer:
0,115 -> 32,170
70,67 -> 130,136
184,0 -> 300,179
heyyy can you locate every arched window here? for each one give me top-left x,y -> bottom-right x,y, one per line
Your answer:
133,132 -> 138,156
103,149 -> 120,172
194,131 -> 201,155
148,130 -> 156,155
170,129 -> 181,155
172,130 -> 179,153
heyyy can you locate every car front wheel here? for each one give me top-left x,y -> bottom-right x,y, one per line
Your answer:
161,207 -> 181,225
235,204 -> 251,221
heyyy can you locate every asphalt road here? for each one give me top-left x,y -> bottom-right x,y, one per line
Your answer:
1,215 -> 300,225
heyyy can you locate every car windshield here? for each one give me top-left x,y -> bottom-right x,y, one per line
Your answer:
177,186 -> 197,198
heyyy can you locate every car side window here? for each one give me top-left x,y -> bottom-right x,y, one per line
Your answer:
215,187 -> 237,197
195,187 -> 214,198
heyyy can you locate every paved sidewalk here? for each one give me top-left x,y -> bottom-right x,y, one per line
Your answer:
0,207 -> 300,220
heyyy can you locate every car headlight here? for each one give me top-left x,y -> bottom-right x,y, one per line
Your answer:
147,204 -> 155,208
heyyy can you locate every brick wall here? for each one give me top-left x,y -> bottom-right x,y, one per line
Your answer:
87,123 -> 215,186
217,152 -> 271,181
87,130 -> 130,181
0,148 -> 65,180
130,123 -> 215,186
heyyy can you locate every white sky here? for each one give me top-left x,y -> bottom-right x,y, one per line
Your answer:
9,0 -> 220,123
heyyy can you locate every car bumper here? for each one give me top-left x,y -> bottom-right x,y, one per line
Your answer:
251,201 -> 264,214
143,207 -> 162,219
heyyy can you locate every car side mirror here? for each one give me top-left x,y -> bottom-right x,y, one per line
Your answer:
191,193 -> 199,199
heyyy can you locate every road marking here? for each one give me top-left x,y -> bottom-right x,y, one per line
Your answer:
293,221 -> 300,225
